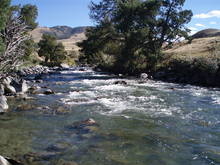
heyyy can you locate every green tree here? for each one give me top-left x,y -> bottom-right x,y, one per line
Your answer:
79,0 -> 192,74
22,39 -> 37,61
38,34 -> 67,65
51,42 -> 67,63
0,0 -> 10,54
0,2 -> 38,72
20,4 -> 38,30
38,34 -> 57,63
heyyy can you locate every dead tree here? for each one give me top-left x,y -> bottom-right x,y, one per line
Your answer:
0,14 -> 29,73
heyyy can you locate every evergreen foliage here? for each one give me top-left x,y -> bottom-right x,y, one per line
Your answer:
0,0 -> 38,72
38,34 -> 67,65
79,0 -> 192,74
0,0 -> 10,54
20,4 -> 38,30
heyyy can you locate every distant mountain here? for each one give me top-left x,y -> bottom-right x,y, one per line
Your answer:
30,26 -> 88,42
192,29 -> 220,39
30,26 -> 88,52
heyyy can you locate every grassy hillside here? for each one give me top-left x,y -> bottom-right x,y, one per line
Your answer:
158,29 -> 220,87
30,26 -> 87,52
164,36 -> 220,60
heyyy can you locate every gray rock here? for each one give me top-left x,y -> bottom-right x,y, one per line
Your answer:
0,95 -> 8,112
36,80 -> 43,83
114,81 -> 127,85
70,118 -> 97,129
21,80 -> 29,93
60,63 -> 70,69
0,155 -> 22,165
3,77 -> 12,85
140,73 -> 148,79
4,84 -> 16,95
44,89 -> 55,95
0,84 -> 5,95
0,155 -> 10,165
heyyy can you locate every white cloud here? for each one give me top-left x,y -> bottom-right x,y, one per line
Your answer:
194,10 -> 220,19
195,23 -> 206,27
210,21 -> 217,25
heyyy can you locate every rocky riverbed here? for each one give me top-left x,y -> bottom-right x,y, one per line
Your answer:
1,67 -> 220,165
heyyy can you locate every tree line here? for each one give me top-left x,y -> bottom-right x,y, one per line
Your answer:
79,0 -> 193,75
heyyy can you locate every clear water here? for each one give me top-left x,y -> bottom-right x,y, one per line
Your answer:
1,68 -> 220,165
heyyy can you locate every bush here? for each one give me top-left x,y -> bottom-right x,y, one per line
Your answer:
165,55 -> 220,86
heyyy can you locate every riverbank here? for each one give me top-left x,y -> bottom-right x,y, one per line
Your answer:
0,65 -> 67,113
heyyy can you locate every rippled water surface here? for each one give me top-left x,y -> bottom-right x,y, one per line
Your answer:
1,68 -> 220,165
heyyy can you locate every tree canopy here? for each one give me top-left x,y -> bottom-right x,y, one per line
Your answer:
0,0 -> 38,72
20,4 -> 38,30
0,0 -> 11,54
38,34 -> 67,66
79,0 -> 193,74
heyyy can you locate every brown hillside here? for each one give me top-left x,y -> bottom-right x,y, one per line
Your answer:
30,26 -> 87,52
192,28 -> 220,39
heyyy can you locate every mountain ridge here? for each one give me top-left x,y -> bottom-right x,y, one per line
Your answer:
30,26 -> 88,41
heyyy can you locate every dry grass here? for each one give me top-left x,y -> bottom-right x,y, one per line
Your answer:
30,27 -> 86,53
164,36 -> 220,59
58,33 -> 86,52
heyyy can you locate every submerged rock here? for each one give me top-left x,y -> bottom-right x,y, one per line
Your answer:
23,152 -> 57,163
113,81 -> 127,85
53,159 -> 78,165
35,80 -> 43,83
44,89 -> 55,95
79,68 -> 86,71
46,142 -> 70,152
16,104 -> 34,111
67,118 -> 98,134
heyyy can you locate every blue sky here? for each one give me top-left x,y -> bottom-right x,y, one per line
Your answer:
12,0 -> 220,34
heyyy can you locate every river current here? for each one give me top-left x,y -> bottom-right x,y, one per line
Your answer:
1,67 -> 220,165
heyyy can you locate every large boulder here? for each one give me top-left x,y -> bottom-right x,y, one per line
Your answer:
0,155 -> 10,165
140,73 -> 148,80
4,84 -> 16,95
43,89 -> 55,95
21,80 -> 29,93
60,63 -> 70,69
4,77 -> 29,94
0,155 -> 23,165
0,95 -> 8,112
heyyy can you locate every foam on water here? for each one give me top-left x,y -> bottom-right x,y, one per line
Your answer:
60,69 -> 220,121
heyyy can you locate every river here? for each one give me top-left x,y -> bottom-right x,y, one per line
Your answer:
1,67 -> 220,165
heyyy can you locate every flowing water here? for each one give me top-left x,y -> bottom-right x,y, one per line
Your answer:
1,68 -> 220,165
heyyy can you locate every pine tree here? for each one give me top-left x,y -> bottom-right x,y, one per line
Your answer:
38,34 -> 67,65
79,0 -> 192,74
0,0 -> 10,54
